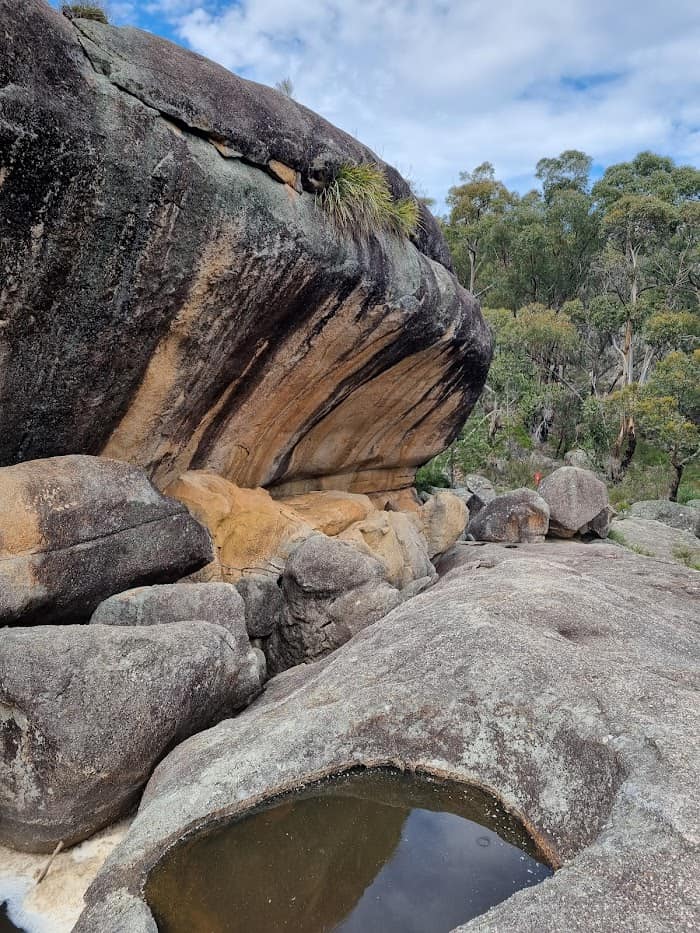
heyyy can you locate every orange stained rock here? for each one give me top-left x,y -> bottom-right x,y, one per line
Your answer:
165,471 -> 315,582
275,491 -> 375,536
338,511 -> 432,588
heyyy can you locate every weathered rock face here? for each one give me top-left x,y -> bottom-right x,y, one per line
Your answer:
235,575 -> 285,640
0,622 -> 264,852
419,490 -> 469,557
538,467 -> 610,538
0,456 -> 213,625
165,472 -> 314,582
611,517 -> 700,568
75,541 -> 698,931
468,488 -> 549,543
338,511 -> 436,587
266,535 -> 401,674
89,583 -> 248,643
628,499 -> 700,537
276,491 -> 375,536
0,1 -> 491,500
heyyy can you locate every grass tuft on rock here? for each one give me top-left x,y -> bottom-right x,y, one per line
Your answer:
61,4 -> 109,23
317,163 -> 421,239
672,544 -> 700,571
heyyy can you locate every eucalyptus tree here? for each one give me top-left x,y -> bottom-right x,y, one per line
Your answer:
591,154 -> 700,473
444,162 -> 514,296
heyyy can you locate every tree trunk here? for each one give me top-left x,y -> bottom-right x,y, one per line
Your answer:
670,462 -> 683,502
620,422 -> 636,472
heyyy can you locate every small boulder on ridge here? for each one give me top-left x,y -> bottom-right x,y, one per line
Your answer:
90,582 -> 248,642
468,488 -> 550,544
266,535 -> 401,675
538,466 -> 610,539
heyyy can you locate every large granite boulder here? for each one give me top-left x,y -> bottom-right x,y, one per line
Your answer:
0,456 -> 213,625
0,0 -> 491,501
0,622 -> 264,852
538,467 -> 610,538
628,499 -> 700,537
89,582 -> 248,642
468,488 -> 549,543
75,541 -> 698,932
266,534 -> 401,674
419,490 -> 469,557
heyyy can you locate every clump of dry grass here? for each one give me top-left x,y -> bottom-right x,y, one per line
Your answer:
317,162 -> 421,239
61,4 -> 109,24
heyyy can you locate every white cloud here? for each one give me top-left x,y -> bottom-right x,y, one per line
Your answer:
137,1 -> 700,207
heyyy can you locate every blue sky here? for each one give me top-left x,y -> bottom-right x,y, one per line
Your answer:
54,0 -> 700,211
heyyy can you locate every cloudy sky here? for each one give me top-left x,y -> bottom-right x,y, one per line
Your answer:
60,0 -> 700,209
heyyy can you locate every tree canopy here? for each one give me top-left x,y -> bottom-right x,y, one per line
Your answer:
428,150 -> 700,502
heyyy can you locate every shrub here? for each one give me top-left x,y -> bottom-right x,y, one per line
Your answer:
317,163 -> 421,239
415,461 -> 450,494
61,4 -> 108,23
608,459 -> 673,509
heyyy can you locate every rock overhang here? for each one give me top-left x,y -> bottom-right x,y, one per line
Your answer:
0,0 -> 493,497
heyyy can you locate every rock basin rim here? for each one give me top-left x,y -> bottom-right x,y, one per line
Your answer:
141,762 -> 559,891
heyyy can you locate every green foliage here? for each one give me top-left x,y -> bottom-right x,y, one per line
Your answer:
535,150 -> 592,201
61,3 -> 108,22
591,152 -> 700,209
607,460 -> 674,510
388,197 -> 421,237
644,310 -> 700,353
644,349 -> 700,423
317,163 -> 420,239
635,393 -> 699,469
423,149 -> 698,503
677,460 -> 700,504
607,527 -> 627,544
414,460 -> 450,493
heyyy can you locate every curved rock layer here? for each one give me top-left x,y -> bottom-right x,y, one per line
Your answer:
0,1 -> 492,497
76,541 -> 699,932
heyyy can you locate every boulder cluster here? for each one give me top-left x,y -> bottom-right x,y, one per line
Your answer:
460,465 -> 612,544
1,5 -> 697,933
0,454 -> 469,854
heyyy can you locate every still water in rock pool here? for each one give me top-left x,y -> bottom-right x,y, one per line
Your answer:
147,768 -> 553,933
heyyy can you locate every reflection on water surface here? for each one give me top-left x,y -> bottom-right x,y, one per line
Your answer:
146,768 -> 553,933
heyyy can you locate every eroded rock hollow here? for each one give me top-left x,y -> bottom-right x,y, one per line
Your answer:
0,0 -> 492,499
